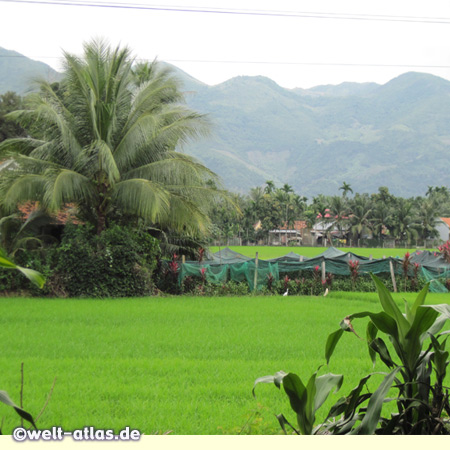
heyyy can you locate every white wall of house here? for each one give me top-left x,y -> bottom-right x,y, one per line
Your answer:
436,220 -> 450,242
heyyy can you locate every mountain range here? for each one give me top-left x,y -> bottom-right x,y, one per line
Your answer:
1,46 -> 450,198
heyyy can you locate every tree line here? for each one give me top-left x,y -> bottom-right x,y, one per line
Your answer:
208,181 -> 450,247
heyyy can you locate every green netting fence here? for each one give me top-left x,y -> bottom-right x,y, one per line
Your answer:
176,247 -> 431,292
421,267 -> 450,293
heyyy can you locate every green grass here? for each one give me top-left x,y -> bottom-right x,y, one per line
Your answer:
1,291 -> 449,435
208,245 -> 430,260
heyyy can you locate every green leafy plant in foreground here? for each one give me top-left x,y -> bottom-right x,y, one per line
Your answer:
254,274 -> 450,434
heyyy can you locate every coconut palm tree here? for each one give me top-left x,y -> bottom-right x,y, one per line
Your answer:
348,193 -> 372,245
0,39 -> 220,235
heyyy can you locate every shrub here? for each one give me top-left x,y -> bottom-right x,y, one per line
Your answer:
52,223 -> 160,297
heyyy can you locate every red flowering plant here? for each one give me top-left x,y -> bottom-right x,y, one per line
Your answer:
411,262 -> 420,291
402,252 -> 411,280
283,275 -> 290,292
198,247 -> 205,263
200,267 -> 207,285
313,265 -> 321,283
169,253 -> 179,274
438,240 -> 450,263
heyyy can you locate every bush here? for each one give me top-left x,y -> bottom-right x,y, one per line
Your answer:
51,223 -> 160,298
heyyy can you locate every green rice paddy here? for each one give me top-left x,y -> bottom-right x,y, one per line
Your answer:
208,245 -> 427,260
1,290 -> 449,435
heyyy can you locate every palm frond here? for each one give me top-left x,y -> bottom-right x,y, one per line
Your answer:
42,169 -> 96,211
112,178 -> 170,223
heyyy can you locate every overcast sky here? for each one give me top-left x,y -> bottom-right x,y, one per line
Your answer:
2,0 -> 450,89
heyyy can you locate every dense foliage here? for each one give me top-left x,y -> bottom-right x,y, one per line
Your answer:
0,223 -> 160,298
209,181 -> 449,248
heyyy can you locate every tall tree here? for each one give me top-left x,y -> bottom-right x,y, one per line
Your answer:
348,193 -> 372,245
339,181 -> 353,198
0,39 -> 221,235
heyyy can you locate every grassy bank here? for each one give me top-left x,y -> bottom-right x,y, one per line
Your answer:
1,291 -> 449,434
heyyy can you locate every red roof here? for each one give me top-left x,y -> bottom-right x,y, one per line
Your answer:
440,218 -> 450,228
280,220 -> 307,231
18,202 -> 81,225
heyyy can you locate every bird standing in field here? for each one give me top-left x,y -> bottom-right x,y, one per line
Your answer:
323,288 -> 329,297
283,289 -> 289,297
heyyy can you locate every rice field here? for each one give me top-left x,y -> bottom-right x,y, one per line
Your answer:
1,290 -> 449,435
208,245 -> 427,260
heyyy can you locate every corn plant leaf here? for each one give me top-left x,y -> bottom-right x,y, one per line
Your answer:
275,413 -> 299,435
369,338 -> 396,368
350,311 -> 398,339
371,274 -> 409,338
405,306 -> 439,345
327,374 -> 372,421
313,373 -> 343,412
411,283 -> 429,317
325,328 -> 344,365
0,391 -> 36,428
423,304 -> 450,319
404,299 -> 413,324
353,367 -> 401,435
252,370 -> 287,397
282,372 -> 310,434
366,321 -> 378,366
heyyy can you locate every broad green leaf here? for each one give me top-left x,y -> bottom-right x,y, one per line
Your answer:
325,328 -> 344,365
305,372 -> 317,430
366,320 -> 378,366
313,373 -> 343,413
371,274 -> 409,338
281,373 -> 306,416
17,267 -> 45,289
423,304 -> 450,320
404,298 -> 413,324
282,373 -> 309,434
405,306 -> 439,346
410,283 -> 429,317
369,338 -> 396,368
0,252 -> 45,288
353,367 -> 401,435
252,370 -> 287,397
276,413 -> 299,435
351,311 -> 398,339
0,254 -> 16,269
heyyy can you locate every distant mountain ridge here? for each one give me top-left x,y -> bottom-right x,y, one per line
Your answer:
1,46 -> 450,197
0,47 -> 60,94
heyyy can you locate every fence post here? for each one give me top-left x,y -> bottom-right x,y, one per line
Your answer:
389,260 -> 397,293
322,260 -> 326,283
182,255 -> 186,264
254,252 -> 259,291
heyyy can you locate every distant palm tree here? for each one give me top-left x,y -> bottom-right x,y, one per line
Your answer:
264,180 -> 276,195
348,193 -> 372,245
0,39 -> 220,235
339,181 -> 353,198
391,199 -> 419,244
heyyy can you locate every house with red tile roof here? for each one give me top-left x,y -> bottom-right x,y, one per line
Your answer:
437,218 -> 450,242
